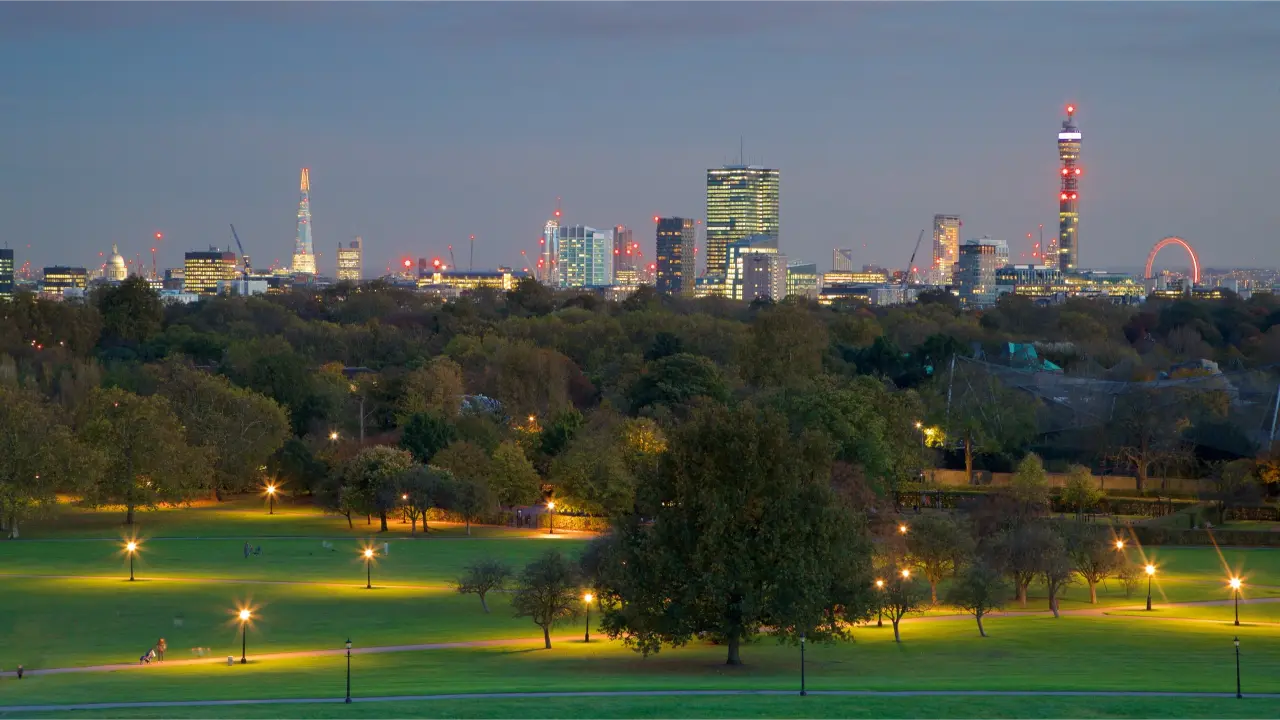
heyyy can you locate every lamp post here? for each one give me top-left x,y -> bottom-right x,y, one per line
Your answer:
875,579 -> 885,627
799,631 -> 807,697
363,547 -> 374,589
583,593 -> 594,642
547,501 -> 556,535
1115,539 -> 1125,551
344,638 -> 352,703
266,484 -> 277,515
1230,577 -> 1243,626
898,523 -> 908,535
238,609 -> 251,664
1145,564 -> 1156,611
329,431 -> 339,442
125,541 -> 138,582
915,421 -> 924,449
1234,636 -> 1242,699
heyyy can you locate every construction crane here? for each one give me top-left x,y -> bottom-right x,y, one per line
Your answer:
447,244 -> 456,271
229,224 -> 250,278
903,229 -> 925,289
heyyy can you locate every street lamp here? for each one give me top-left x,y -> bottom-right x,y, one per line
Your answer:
547,501 -> 556,535
799,631 -> 807,697
329,431 -> 339,442
1115,539 -> 1125,551
875,579 -> 885,627
1234,636 -> 1242,699
901,568 -> 911,580
362,547 -> 375,589
898,523 -> 908,535
265,484 -> 277,515
238,609 -> 251,664
1230,577 -> 1243,626
125,540 -> 138,581
1144,564 -> 1156,611
583,592 -> 594,642
345,638 -> 352,703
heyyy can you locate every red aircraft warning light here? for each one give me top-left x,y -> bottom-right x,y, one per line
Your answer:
1066,104 -> 1076,115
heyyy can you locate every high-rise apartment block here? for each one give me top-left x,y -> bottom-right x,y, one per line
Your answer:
0,248 -> 14,300
705,165 -> 779,278
184,249 -> 238,296
292,168 -> 317,275
1057,105 -> 1082,271
337,237 -> 363,282
725,235 -> 782,301
612,225 -> 637,284
742,252 -> 788,302
557,225 -> 612,289
655,217 -> 695,296
931,214 -> 962,285
954,239 -> 1003,307
540,212 -> 561,286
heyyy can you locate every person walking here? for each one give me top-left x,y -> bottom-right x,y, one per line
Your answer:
156,638 -> 167,662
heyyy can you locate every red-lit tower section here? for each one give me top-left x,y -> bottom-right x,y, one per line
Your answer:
1057,105 -> 1082,272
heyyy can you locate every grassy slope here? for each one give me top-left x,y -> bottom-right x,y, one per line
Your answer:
10,696 -> 1280,720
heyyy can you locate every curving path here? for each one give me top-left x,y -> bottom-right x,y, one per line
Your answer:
2,688 -> 1279,714
0,573 -> 454,592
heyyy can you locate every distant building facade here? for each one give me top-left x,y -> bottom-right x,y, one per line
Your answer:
954,239 -> 1002,306
41,266 -> 88,298
786,262 -> 819,299
705,165 -> 779,277
931,214 -> 962,285
0,248 -> 13,300
184,250 -> 238,296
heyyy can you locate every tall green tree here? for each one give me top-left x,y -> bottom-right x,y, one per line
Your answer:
151,360 -> 290,497
399,411 -> 457,464
627,353 -> 730,416
0,387 -> 84,538
906,513 -> 975,604
490,440 -> 542,507
396,356 -> 465,423
95,276 -> 162,347
944,563 -> 1011,637
78,387 -> 210,524
343,446 -> 416,532
599,403 -> 873,665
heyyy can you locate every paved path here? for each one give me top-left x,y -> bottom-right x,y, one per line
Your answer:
2,688 -> 1278,714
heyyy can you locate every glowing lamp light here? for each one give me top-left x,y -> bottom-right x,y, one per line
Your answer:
1145,564 -> 1156,576
363,548 -> 375,559
875,579 -> 885,589
584,592 -> 594,603
1115,540 -> 1125,550
547,501 -> 556,511
1230,577 -> 1243,590
901,569 -> 911,579
329,431 -> 339,441
266,484 -> 277,496
126,541 -> 137,553
898,524 -> 908,534
239,609 -> 251,622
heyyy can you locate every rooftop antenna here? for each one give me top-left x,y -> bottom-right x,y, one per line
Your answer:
739,136 -> 744,165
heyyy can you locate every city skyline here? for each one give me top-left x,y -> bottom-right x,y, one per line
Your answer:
2,3 -> 1277,275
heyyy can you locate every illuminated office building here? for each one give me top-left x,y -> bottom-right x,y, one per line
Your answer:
705,165 -> 779,278
292,168 -> 317,275
0,248 -> 13,300
742,252 -> 788,302
557,225 -> 612,289
41,266 -> 88,297
655,217 -> 695,296
540,212 -> 561,286
337,237 -> 363,282
725,235 -> 780,301
1057,105 -> 1082,271
931,215 -> 962,284
612,225 -> 638,283
786,262 -> 819,299
184,249 -> 238,296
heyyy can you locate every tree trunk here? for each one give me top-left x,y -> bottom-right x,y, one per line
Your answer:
366,514 -> 371,526
7,517 -> 18,539
480,593 -> 490,614
892,619 -> 901,643
1049,592 -> 1060,618
1017,583 -> 1027,608
345,512 -> 353,529
964,435 -> 974,482
542,625 -> 551,649
929,581 -> 938,606
726,633 -> 742,665
976,614 -> 986,638
379,511 -> 388,533
466,517 -> 471,536
1088,580 -> 1098,604
411,514 -> 417,533
126,502 -> 135,526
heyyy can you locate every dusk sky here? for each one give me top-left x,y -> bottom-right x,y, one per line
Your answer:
2,2 -> 1278,277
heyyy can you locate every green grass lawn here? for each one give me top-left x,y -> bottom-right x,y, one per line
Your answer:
10,498 -> 1280,717
11,696 -> 1280,720
1,615 -> 1276,708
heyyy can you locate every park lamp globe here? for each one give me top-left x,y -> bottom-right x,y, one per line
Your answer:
1145,564 -> 1156,576
901,568 -> 911,580
898,523 -> 908,535
875,579 -> 885,589
1230,577 -> 1242,590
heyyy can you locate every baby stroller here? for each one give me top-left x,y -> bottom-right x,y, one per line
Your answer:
139,648 -> 157,664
